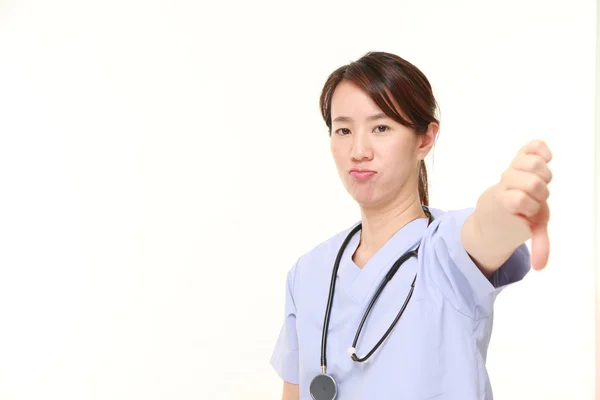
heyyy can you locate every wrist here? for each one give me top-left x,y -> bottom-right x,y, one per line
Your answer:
469,210 -> 519,253
474,184 -> 527,249
463,211 -> 517,276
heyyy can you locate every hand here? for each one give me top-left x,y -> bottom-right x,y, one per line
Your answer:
474,139 -> 553,270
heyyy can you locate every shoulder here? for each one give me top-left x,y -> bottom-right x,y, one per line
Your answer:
423,206 -> 475,240
297,221 -> 359,268
417,206 -> 479,273
285,221 -> 360,285
421,205 -> 531,317
427,206 -> 474,224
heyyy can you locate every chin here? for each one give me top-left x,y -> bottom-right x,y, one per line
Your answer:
348,187 -> 384,208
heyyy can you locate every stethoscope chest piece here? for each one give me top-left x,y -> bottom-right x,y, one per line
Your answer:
309,373 -> 337,400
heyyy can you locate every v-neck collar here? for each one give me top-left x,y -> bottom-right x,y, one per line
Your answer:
336,217 -> 429,305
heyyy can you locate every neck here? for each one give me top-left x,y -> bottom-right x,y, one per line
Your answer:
358,194 -> 426,255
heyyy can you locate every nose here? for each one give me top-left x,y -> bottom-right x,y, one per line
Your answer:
351,130 -> 373,161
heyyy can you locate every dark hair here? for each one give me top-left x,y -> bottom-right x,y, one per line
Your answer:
319,51 -> 439,206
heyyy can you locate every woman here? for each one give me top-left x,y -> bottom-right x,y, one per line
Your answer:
270,51 -> 552,400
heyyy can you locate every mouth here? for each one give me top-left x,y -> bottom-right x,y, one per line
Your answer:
349,168 -> 376,181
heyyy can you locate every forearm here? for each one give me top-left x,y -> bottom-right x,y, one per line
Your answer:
282,382 -> 299,400
461,184 -> 534,278
461,210 -> 519,278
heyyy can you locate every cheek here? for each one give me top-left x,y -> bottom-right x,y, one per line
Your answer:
330,142 -> 347,168
380,145 -> 415,175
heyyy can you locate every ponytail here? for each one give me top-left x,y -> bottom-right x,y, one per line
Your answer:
418,160 -> 428,206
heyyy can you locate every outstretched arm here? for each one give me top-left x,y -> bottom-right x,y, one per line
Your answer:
462,139 -> 553,277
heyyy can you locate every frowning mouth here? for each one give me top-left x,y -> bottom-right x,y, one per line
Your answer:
349,168 -> 376,181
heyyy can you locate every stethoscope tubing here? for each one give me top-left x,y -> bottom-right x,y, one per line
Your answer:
319,208 -> 433,371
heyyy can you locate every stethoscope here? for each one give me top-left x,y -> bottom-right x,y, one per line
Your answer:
309,206 -> 434,400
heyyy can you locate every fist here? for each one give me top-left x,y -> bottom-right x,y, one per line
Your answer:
498,139 -> 553,270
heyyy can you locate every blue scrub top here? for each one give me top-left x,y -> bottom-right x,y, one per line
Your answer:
270,207 -> 530,399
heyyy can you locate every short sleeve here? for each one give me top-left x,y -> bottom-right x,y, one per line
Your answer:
270,262 -> 300,384
422,208 -> 531,320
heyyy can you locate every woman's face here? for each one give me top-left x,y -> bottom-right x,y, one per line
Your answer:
329,80 -> 436,209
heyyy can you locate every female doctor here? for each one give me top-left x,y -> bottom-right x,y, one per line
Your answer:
270,51 -> 552,400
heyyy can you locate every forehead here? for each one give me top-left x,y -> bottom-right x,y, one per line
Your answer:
330,81 -> 382,119
330,80 -> 408,124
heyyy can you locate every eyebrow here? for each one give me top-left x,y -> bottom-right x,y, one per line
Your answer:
332,113 -> 389,123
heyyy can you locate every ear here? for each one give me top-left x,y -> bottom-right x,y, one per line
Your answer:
416,122 -> 439,160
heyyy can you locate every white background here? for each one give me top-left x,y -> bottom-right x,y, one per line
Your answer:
0,0 -> 597,399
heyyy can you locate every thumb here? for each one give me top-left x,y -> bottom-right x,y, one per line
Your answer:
530,224 -> 550,270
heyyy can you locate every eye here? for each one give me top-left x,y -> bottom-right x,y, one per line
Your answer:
334,128 -> 351,135
374,125 -> 389,133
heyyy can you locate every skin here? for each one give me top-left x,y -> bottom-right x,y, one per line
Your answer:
282,382 -> 299,399
280,80 -> 552,398
329,81 -> 438,267
462,141 -> 552,274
